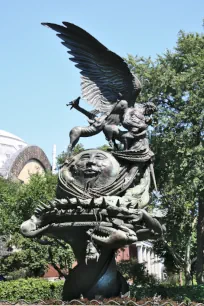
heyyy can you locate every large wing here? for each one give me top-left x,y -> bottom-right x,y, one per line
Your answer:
42,21 -> 141,113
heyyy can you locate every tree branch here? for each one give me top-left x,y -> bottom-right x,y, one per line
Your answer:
162,237 -> 185,268
48,246 -> 67,279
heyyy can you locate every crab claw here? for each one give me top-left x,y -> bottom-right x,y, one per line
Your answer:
87,226 -> 137,249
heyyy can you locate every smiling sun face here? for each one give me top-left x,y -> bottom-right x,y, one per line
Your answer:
71,150 -> 120,188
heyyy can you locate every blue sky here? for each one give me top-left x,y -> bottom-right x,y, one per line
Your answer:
1,0 -> 203,161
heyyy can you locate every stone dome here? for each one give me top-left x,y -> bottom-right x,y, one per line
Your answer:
0,130 -> 27,170
0,130 -> 51,182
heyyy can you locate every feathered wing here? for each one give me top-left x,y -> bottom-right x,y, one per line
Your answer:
42,21 -> 141,113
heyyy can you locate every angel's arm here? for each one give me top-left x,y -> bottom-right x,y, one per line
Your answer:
73,104 -> 96,120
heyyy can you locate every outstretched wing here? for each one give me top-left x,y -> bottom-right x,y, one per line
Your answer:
42,21 -> 141,113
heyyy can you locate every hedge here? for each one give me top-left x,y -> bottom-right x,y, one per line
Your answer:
1,279 -> 204,303
0,278 -> 63,302
130,284 -> 204,302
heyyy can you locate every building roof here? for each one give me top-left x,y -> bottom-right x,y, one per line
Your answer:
0,130 -> 28,177
0,130 -> 51,180
0,130 -> 26,143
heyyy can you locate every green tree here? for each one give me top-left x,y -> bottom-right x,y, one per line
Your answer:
117,258 -> 158,285
56,143 -> 85,166
0,174 -> 75,279
126,29 -> 204,284
56,143 -> 111,167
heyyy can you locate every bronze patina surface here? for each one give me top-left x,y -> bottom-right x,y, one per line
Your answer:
21,21 -> 163,300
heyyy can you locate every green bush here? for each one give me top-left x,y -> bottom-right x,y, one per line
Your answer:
1,279 -> 204,303
0,278 -> 64,302
131,284 -> 204,302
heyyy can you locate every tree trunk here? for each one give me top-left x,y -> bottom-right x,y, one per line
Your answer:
196,196 -> 204,284
179,271 -> 183,286
184,217 -> 197,285
184,234 -> 192,285
48,247 -> 67,278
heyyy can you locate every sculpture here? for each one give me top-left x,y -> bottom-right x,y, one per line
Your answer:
67,97 -> 156,152
20,21 -> 163,301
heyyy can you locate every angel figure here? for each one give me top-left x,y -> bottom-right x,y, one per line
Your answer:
66,95 -> 128,151
42,22 -> 141,153
121,101 -> 157,150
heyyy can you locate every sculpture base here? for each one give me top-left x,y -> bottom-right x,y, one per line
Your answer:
62,252 -> 129,301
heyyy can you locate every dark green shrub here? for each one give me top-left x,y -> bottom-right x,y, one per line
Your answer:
0,278 -> 63,302
130,284 -> 204,302
117,258 -> 158,285
1,279 -> 204,303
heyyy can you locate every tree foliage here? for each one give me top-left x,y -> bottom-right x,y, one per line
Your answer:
56,143 -> 111,166
56,143 -> 85,167
126,29 -> 204,284
0,174 -> 75,279
117,258 -> 158,285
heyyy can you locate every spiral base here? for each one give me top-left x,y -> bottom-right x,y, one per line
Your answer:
62,252 -> 129,301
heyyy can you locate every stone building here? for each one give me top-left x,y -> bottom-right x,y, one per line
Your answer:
44,242 -> 165,281
135,241 -> 164,279
117,242 -> 165,281
0,130 -> 51,183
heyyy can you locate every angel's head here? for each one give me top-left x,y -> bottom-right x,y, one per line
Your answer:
144,102 -> 157,115
114,100 -> 128,113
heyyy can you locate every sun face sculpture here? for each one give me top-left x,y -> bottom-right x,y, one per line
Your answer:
21,148 -> 163,300
62,150 -> 120,189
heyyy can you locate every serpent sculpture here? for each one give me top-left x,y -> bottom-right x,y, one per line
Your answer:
20,22 -> 164,300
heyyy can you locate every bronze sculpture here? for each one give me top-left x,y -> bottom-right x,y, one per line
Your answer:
20,22 -> 163,300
